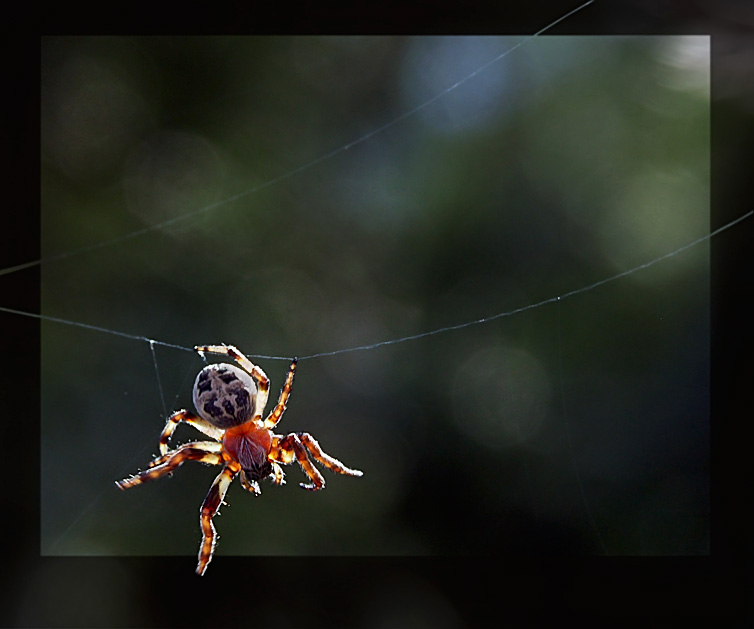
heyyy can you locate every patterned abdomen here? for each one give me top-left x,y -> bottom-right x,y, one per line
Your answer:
193,363 -> 257,428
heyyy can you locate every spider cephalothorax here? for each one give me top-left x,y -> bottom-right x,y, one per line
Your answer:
116,344 -> 362,575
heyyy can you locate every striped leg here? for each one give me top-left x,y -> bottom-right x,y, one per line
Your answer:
116,441 -> 223,490
156,409 -> 224,456
263,359 -> 297,429
272,433 -> 325,490
271,432 -> 362,490
195,345 -> 271,420
197,463 -> 239,576
298,433 -> 363,478
272,432 -> 362,490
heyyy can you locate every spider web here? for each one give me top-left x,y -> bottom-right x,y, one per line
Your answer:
23,17 -> 726,560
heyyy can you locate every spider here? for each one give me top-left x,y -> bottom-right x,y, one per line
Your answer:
115,344 -> 363,575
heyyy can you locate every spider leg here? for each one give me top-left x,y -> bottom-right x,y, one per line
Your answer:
157,409 -> 224,457
271,432 -> 362,490
197,463 -> 239,576
115,441 -> 223,490
195,344 -> 270,420
271,433 -> 324,490
263,359 -> 297,429
297,432 -> 363,478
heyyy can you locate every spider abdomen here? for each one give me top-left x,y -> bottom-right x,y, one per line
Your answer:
193,363 -> 257,428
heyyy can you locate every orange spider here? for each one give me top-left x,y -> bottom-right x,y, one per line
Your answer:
116,344 -> 363,575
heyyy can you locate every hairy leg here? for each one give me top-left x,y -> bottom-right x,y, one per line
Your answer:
157,409 -> 224,456
263,359 -> 297,429
116,441 -> 223,490
271,433 -> 326,490
197,463 -> 239,576
298,432 -> 363,478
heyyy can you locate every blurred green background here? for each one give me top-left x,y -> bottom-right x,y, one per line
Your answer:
39,35 -> 709,569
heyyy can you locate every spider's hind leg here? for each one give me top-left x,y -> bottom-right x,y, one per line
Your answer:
156,410 -> 224,457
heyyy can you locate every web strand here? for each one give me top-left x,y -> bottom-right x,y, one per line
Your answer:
296,211 -> 750,360
149,340 -> 168,418
4,1 -> 595,279
6,210 -> 750,362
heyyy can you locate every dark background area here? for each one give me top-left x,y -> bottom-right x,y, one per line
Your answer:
4,0 -> 752,626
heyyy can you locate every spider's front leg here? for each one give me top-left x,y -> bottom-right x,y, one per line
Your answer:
297,432 -> 363,477
197,462 -> 239,576
116,441 -> 223,490
272,432 -> 363,491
